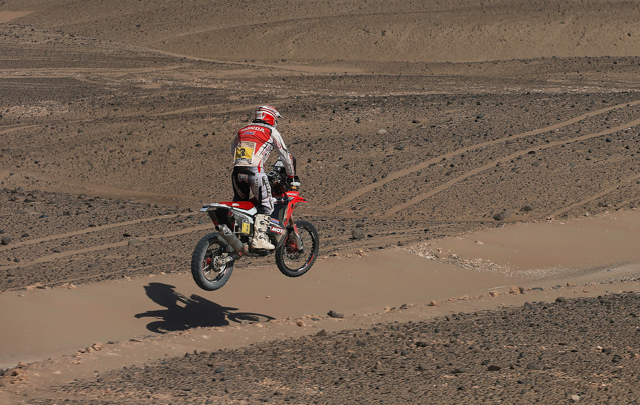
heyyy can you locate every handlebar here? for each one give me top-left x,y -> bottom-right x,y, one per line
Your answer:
268,164 -> 300,192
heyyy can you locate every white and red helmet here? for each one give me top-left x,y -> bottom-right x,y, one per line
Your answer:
254,105 -> 282,127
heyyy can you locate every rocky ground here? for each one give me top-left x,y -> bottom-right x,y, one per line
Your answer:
8,291 -> 640,404
3,23 -> 640,293
3,0 -> 640,402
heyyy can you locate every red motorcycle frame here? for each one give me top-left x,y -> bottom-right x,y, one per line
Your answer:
190,160 -> 319,291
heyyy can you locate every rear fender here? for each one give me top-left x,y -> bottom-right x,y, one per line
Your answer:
200,204 -> 256,229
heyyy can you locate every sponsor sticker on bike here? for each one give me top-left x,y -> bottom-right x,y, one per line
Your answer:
270,226 -> 285,234
241,222 -> 251,234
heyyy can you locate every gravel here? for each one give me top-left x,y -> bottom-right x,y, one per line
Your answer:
23,292 -> 640,404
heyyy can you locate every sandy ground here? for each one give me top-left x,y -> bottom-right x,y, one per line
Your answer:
2,212 -> 640,403
2,0 -> 640,402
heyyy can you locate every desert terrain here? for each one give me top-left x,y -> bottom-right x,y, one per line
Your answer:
2,0 -> 640,403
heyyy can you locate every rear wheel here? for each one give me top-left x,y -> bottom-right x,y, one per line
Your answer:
191,233 -> 234,291
276,220 -> 319,277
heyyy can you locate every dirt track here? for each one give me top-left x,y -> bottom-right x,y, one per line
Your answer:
31,292 -> 640,404
3,0 -> 640,402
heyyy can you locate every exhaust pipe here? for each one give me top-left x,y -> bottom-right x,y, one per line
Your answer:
215,224 -> 247,254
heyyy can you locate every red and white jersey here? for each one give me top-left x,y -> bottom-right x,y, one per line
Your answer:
231,122 -> 295,177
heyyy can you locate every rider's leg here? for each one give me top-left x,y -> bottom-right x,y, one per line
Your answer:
231,167 -> 251,201
250,172 -> 275,250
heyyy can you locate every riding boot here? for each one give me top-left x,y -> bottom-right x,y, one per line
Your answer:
251,214 -> 275,250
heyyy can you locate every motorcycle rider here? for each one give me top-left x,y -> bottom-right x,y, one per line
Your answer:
231,105 -> 295,250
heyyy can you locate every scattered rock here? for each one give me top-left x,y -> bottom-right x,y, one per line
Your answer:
6,367 -> 29,384
521,205 -> 534,212
487,365 -> 501,371
429,300 -> 439,307
509,286 -> 521,295
316,329 -> 329,337
1,236 -> 11,245
493,210 -> 510,221
489,291 -> 499,297
351,228 -> 365,240
327,310 -> 344,318
556,297 -> 567,303
527,363 -> 542,370
128,238 -> 143,246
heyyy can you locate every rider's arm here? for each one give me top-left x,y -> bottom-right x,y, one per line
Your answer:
230,133 -> 239,158
271,128 -> 295,178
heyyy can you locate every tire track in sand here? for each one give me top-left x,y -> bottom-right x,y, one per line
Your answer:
0,213 -> 187,252
386,117 -> 640,216
548,173 -> 640,218
0,125 -> 37,136
4,170 -> 202,206
325,100 -> 640,210
0,224 -> 211,271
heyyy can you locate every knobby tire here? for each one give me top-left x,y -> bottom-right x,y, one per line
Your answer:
276,220 -> 319,277
191,233 -> 234,291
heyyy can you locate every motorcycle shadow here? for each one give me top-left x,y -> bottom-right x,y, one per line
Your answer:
134,282 -> 274,334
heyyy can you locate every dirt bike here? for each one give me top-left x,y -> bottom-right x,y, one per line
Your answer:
191,159 -> 319,291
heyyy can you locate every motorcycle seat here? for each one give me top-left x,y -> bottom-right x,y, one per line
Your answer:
218,201 -> 256,210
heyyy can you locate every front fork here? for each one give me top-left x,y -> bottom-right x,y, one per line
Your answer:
287,220 -> 304,253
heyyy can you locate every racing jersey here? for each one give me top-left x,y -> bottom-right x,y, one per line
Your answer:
231,122 -> 295,177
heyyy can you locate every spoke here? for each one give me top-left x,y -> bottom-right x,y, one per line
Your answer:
283,227 -> 314,271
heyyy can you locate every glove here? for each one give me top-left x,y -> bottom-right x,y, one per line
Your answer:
286,176 -> 300,188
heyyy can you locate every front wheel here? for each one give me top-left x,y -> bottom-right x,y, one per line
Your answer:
276,220 -> 319,277
191,233 -> 234,291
